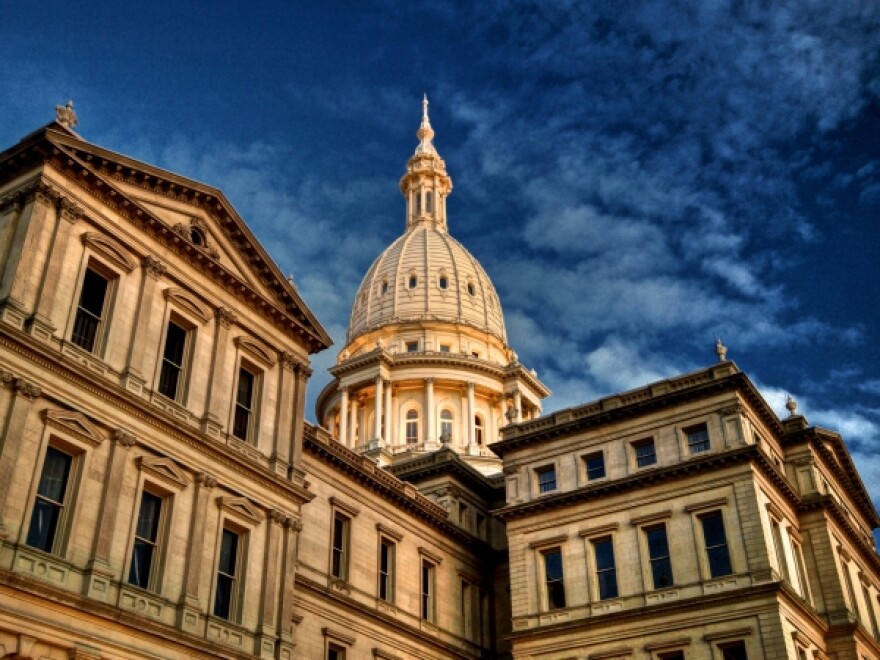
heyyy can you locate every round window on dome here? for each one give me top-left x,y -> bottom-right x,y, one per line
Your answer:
190,227 -> 205,247
439,275 -> 448,290
408,274 -> 418,289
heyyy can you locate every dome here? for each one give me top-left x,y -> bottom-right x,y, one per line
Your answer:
347,223 -> 507,343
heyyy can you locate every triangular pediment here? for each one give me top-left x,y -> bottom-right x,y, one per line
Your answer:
42,409 -> 104,447
137,456 -> 191,489
3,124 -> 332,353
217,496 -> 265,524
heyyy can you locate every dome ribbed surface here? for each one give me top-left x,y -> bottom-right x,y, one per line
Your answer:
347,223 -> 506,342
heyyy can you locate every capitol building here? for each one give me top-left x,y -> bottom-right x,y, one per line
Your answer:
0,101 -> 878,660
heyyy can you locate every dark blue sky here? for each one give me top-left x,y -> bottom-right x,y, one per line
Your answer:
4,2 -> 880,501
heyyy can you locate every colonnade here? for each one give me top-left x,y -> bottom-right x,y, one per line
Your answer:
334,378 -> 528,451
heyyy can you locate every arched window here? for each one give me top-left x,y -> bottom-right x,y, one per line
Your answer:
408,274 -> 418,289
440,409 -> 453,442
474,415 -> 484,446
425,191 -> 433,213
406,409 -> 419,443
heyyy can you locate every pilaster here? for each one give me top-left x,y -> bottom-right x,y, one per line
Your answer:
277,517 -> 302,660
0,377 -> 41,538
27,196 -> 82,342
177,471 -> 217,635
289,363 -> 309,473
84,429 -> 137,600
255,509 -> 287,658
122,256 -> 167,394
0,181 -> 58,329
339,387 -> 349,447
201,307 -> 237,437
271,353 -> 296,477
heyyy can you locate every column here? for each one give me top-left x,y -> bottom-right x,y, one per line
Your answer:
28,197 -> 82,341
489,397 -> 499,444
338,388 -> 349,446
466,382 -> 476,448
384,381 -> 392,445
122,256 -> 167,394
85,429 -> 136,599
201,307 -> 237,437
277,517 -> 302,658
0,377 -> 41,538
178,472 -> 217,634
514,391 -> 523,423
425,378 -> 435,443
0,182 -> 57,328
350,398 -> 359,446
374,376 -> 383,442
256,510 -> 287,658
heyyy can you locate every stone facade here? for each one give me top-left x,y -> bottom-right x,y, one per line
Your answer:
1,110 -> 878,660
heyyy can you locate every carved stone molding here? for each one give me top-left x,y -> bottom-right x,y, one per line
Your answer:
215,306 -> 238,328
58,197 -> 84,224
13,378 -> 41,400
111,428 -> 137,448
142,255 -> 168,279
196,472 -> 218,489
269,509 -> 288,525
0,368 -> 13,387
719,404 -> 744,417
280,351 -> 299,372
24,180 -> 59,206
288,518 -> 303,532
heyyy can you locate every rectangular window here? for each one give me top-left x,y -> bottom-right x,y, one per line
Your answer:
646,525 -> 674,589
327,644 -> 345,660
128,491 -> 164,589
331,513 -> 350,580
700,512 -> 733,577
232,365 -> 258,443
26,446 -> 73,553
593,537 -> 619,599
659,653 -> 685,660
406,341 -> 419,353
439,344 -> 451,353
585,452 -> 606,481
792,539 -> 811,602
421,559 -> 436,621
461,581 -> 473,639
71,266 -> 112,353
543,548 -> 566,610
536,465 -> 557,493
685,424 -> 710,453
459,502 -> 469,528
378,538 -> 395,602
158,319 -> 190,401
720,641 -> 748,660
214,528 -> 240,620
634,439 -> 657,468
771,520 -> 790,581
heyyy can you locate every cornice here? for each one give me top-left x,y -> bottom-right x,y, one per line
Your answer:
294,574 -> 480,659
491,366 -> 779,457
0,324 -> 314,508
303,423 -> 495,549
386,448 -> 504,501
0,126 -> 331,353
799,494 -> 880,576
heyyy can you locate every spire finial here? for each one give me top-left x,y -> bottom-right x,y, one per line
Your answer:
415,94 -> 437,156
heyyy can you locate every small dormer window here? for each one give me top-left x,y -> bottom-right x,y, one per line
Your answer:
467,282 -> 476,296
190,227 -> 205,247
408,275 -> 418,289
406,341 -> 419,353
381,281 -> 389,295
439,275 -> 448,290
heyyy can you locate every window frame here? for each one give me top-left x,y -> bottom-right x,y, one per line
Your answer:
404,407 -> 420,443
584,451 -> 606,482
376,525 -> 400,604
331,512 -> 351,581
230,359 -> 262,445
592,535 -> 619,600
541,546 -> 567,610
535,464 -> 557,494
683,423 -> 711,455
212,524 -> 245,622
25,444 -> 77,555
644,524 -> 674,590
474,415 -> 484,445
698,510 -> 734,579
421,557 -> 437,622
126,487 -> 169,592
155,313 -> 196,403
633,437 -> 657,468
68,259 -> 120,356
439,408 -> 454,442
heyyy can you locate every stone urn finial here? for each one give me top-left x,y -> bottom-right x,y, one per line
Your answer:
715,338 -> 728,362
785,394 -> 798,417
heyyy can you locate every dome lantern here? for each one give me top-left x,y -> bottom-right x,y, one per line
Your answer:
400,95 -> 453,233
